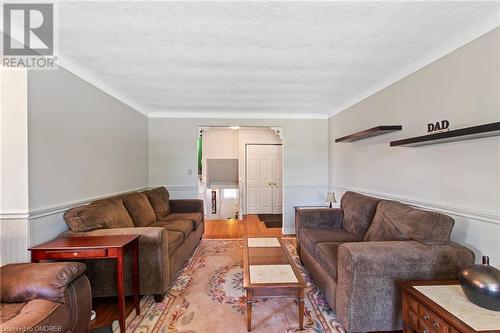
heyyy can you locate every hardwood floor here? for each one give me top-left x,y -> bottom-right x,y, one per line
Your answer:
203,214 -> 283,239
90,297 -> 136,331
90,214 -> 283,330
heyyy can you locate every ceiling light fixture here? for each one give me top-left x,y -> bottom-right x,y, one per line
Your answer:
230,126 -> 240,130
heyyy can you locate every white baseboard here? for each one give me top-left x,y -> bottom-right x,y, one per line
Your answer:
282,227 -> 296,235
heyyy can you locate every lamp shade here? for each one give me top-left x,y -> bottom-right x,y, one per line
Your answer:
326,192 -> 337,203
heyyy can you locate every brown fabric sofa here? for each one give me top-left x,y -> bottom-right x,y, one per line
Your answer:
296,191 -> 474,333
0,262 -> 91,333
62,187 -> 204,301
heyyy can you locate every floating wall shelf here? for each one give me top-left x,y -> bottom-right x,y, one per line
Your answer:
335,126 -> 402,143
390,122 -> 500,147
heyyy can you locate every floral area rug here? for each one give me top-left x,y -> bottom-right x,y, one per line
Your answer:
117,238 -> 345,333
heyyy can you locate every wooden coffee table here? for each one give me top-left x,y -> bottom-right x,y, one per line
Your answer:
243,236 -> 306,331
29,235 -> 140,333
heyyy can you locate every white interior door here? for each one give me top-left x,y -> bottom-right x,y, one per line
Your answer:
246,144 -> 282,214
272,145 -> 283,214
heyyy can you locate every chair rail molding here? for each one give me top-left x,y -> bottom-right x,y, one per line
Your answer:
333,186 -> 499,225
165,186 -> 198,191
0,211 -> 30,219
28,187 -> 149,219
161,186 -> 199,200
284,185 -> 328,190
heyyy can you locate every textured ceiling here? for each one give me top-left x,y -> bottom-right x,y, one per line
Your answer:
57,1 -> 500,117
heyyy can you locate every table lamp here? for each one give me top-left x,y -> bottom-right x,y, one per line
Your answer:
326,192 -> 337,208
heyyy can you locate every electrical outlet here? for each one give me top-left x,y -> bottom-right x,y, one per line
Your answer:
188,169 -> 193,175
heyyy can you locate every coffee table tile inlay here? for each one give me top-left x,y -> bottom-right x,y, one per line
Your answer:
29,235 -> 140,333
243,236 -> 306,332
247,237 -> 280,247
249,264 -> 298,284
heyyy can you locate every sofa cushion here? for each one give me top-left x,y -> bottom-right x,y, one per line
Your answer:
300,227 -> 361,256
168,231 -> 184,254
315,242 -> 343,282
144,187 -> 171,219
364,200 -> 454,245
64,198 -> 134,231
89,198 -> 135,229
64,205 -> 106,232
150,220 -> 193,239
121,193 -> 156,227
159,213 -> 203,229
341,191 -> 380,238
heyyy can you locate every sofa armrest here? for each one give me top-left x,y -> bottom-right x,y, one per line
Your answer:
336,240 -> 474,332
296,208 -> 343,231
61,227 -> 171,292
0,262 -> 86,303
170,199 -> 204,216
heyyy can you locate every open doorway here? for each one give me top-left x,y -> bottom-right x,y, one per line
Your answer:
197,126 -> 283,228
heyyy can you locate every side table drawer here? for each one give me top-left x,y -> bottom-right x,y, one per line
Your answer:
418,304 -> 448,333
44,249 -> 107,259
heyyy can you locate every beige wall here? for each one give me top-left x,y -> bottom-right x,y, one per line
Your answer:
149,118 -> 329,233
329,28 -> 500,264
201,128 -> 239,185
27,67 -> 149,246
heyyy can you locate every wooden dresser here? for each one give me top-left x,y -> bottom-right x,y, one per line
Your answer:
399,280 -> 500,333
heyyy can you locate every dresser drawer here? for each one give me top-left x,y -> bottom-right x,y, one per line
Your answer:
44,249 -> 107,259
418,304 -> 448,333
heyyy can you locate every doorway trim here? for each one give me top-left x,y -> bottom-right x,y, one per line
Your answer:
196,125 -> 284,226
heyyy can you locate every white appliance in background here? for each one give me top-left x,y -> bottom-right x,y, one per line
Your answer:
246,144 -> 282,214
205,159 -> 240,220
205,188 -> 239,220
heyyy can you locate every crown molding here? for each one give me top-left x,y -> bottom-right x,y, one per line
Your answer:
148,111 -> 328,119
0,26 -> 150,117
328,17 -> 500,118
5,10 -> 497,122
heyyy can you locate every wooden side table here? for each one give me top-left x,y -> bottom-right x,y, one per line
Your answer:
30,235 -> 140,333
399,280 -> 500,333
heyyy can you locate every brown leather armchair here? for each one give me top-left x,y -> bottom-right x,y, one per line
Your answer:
0,262 -> 92,333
